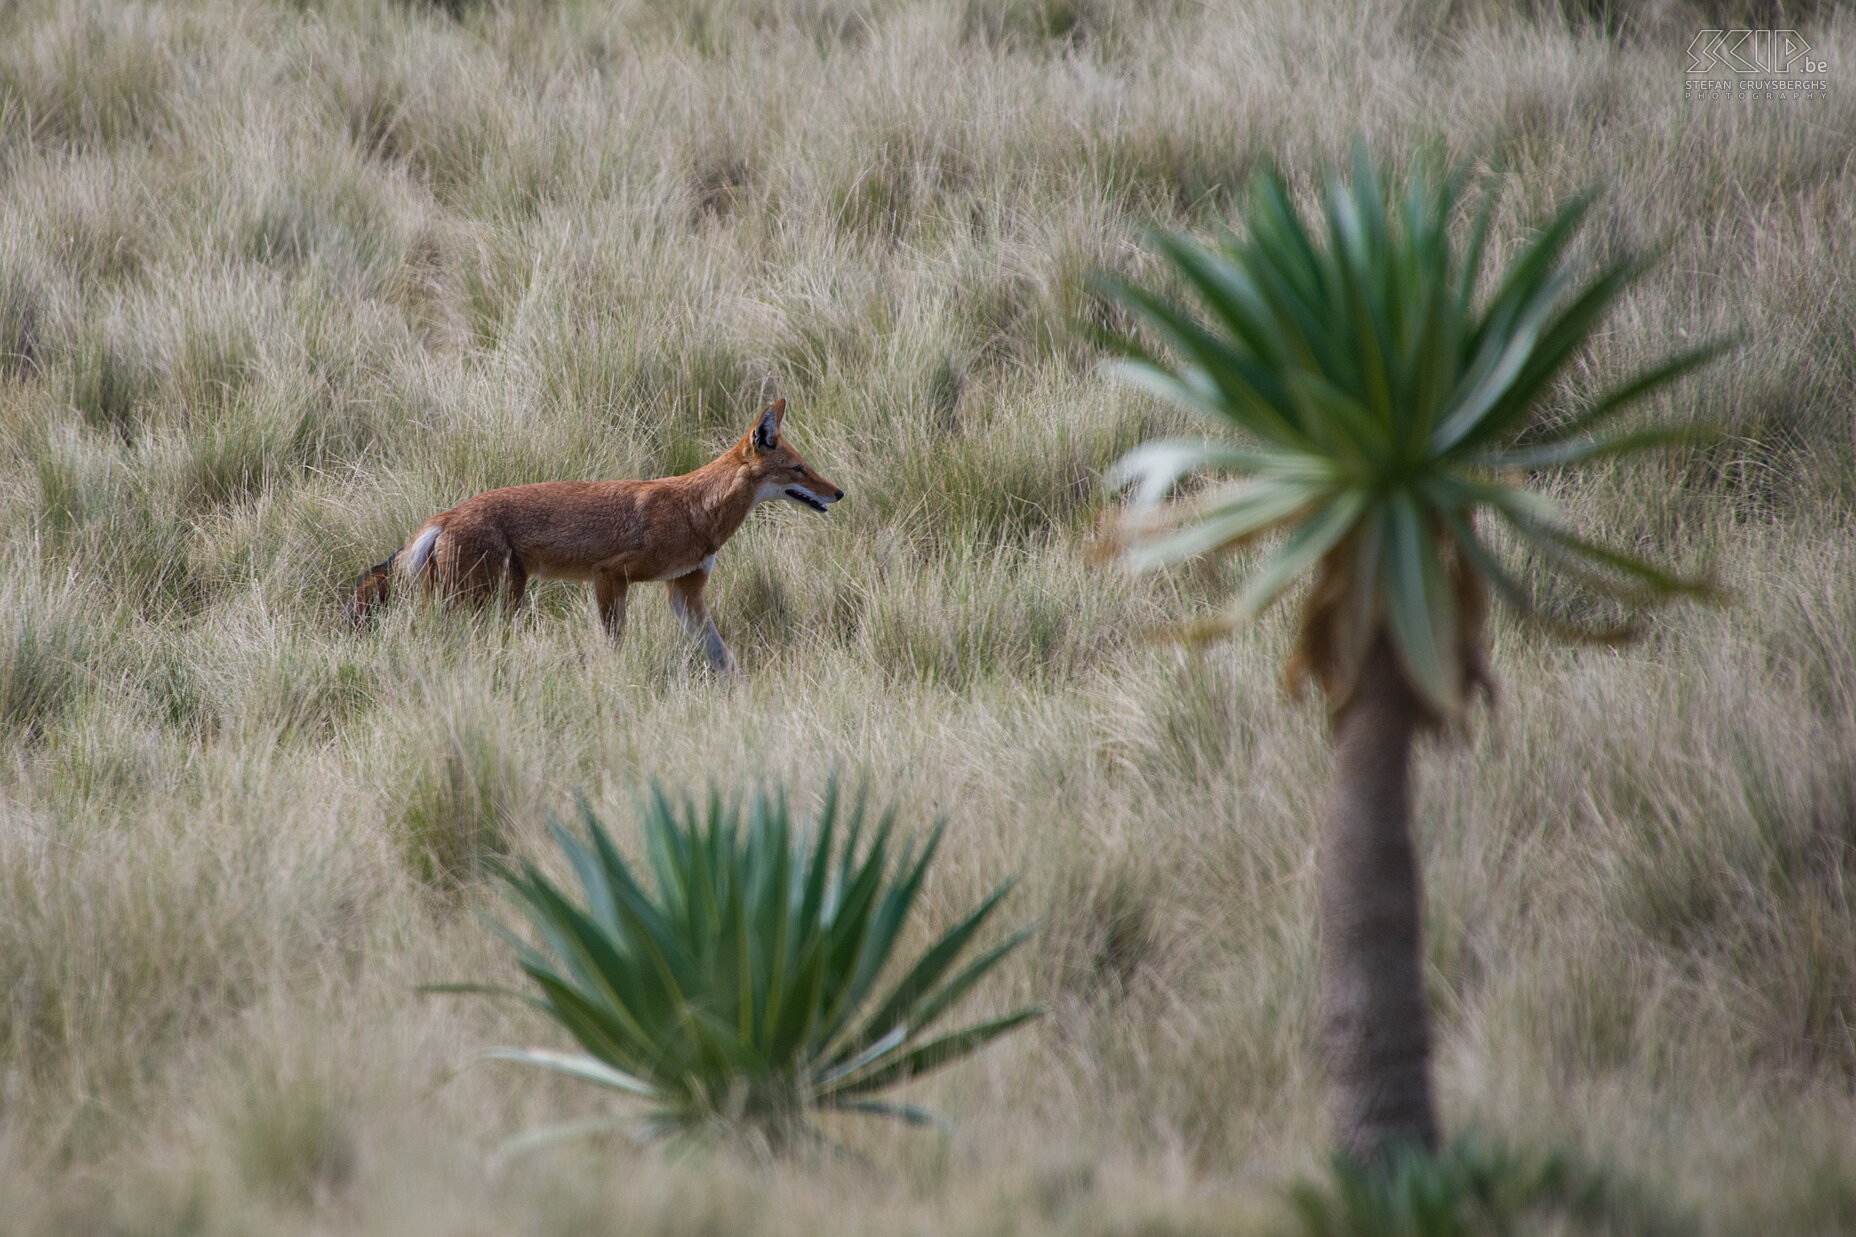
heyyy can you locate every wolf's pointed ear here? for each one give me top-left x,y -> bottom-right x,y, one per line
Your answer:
751,399 -> 785,453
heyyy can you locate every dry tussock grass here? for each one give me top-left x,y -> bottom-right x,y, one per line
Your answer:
1,0 -> 1853,1231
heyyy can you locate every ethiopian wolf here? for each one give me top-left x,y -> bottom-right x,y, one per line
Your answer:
346,399 -> 842,674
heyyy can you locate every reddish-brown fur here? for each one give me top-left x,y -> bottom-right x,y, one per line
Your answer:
345,400 -> 841,674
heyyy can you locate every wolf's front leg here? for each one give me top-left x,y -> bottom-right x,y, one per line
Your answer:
667,572 -> 739,677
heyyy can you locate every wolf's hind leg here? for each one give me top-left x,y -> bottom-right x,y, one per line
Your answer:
594,569 -> 630,641
504,555 -> 529,616
435,527 -> 513,612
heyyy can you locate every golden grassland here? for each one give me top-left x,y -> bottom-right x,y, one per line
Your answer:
1,0 -> 1854,1231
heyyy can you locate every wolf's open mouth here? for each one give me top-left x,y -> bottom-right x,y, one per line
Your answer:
786,488 -> 831,513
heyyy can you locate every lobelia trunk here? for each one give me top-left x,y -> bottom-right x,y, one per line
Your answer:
1317,635 -> 1440,1163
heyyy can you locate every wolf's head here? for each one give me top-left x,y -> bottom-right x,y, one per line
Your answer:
738,399 -> 843,513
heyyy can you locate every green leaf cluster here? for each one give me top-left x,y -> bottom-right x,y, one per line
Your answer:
1286,1133 -> 1681,1237
1101,147 -> 1723,714
452,786 -> 1039,1152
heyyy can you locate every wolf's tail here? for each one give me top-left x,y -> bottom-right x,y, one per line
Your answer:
402,523 -> 442,579
344,523 -> 444,628
345,551 -> 397,628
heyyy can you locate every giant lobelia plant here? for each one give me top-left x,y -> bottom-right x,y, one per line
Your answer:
1098,148 -> 1724,1162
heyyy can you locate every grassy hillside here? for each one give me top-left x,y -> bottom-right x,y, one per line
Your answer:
2,0 -> 1853,1231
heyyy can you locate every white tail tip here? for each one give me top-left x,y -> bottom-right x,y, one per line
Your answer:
404,524 -> 442,577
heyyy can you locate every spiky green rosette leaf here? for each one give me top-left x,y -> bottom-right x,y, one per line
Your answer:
464,786 -> 1039,1152
1101,148 -> 1724,716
